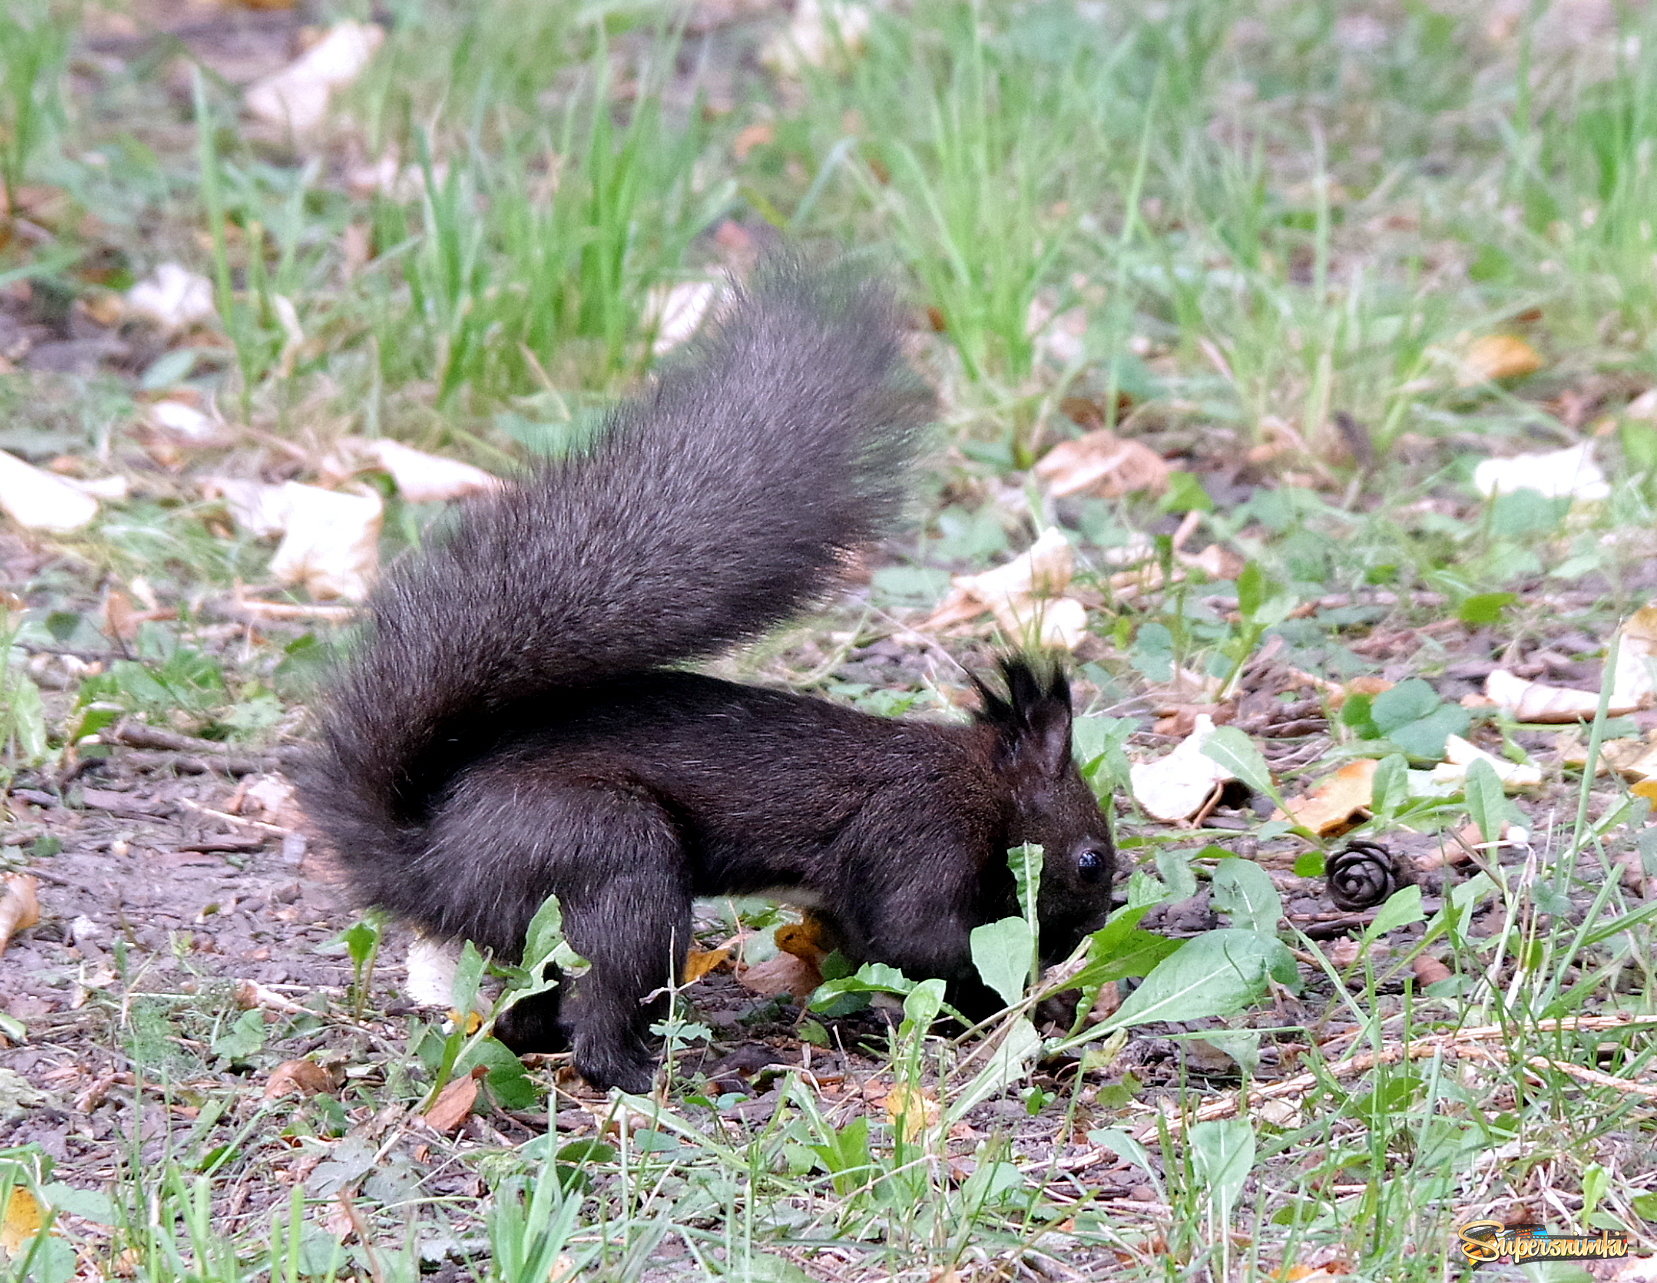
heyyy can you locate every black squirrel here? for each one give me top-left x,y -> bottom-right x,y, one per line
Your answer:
302,261 -> 1117,1093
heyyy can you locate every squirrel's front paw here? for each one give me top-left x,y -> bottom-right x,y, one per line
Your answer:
575,1042 -> 658,1095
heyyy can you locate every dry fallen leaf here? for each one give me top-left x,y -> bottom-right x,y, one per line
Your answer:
0,1186 -> 45,1258
879,1082 -> 940,1141
1485,609 -> 1657,722
926,528 -> 1088,649
1034,429 -> 1171,499
776,912 -> 836,963
354,439 -> 501,503
422,1069 -> 483,1133
210,479 -> 383,600
269,484 -> 382,599
245,21 -> 385,135
760,0 -> 872,77
1612,604 -> 1657,709
1429,734 -> 1542,790
126,263 -> 216,333
1458,333 -> 1543,385
1472,440 -> 1609,503
1274,759 -> 1379,834
0,449 -> 100,531
1129,714 -> 1236,822
1486,669 -> 1607,722
644,279 -> 721,355
0,875 -> 41,954
146,398 -> 230,448
682,947 -> 733,985
737,952 -> 822,1001
264,1058 -> 339,1100
405,936 -> 465,1009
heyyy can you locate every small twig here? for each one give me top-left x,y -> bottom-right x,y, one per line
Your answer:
100,719 -> 295,776
220,594 -> 356,624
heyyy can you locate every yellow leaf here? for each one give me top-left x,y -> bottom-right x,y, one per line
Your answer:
1633,779 -> 1657,803
776,912 -> 837,963
1459,334 -> 1543,385
879,1083 -> 940,1141
0,1186 -> 45,1257
681,947 -> 732,985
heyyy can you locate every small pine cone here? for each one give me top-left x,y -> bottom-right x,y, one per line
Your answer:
1326,840 -> 1409,912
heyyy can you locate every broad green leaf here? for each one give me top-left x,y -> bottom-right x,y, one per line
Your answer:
1361,884 -> 1426,945
811,962 -> 917,1008
1053,929 -> 1298,1052
1201,726 -> 1274,798
947,1017 -> 1043,1122
1008,842 -> 1044,927
1463,757 -> 1508,844
1211,859 -> 1283,936
1457,591 -> 1517,626
1370,753 -> 1409,814
1190,1118 -> 1255,1224
971,917 -> 1035,1008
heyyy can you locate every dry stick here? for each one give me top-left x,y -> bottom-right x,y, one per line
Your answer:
102,718 -> 300,775
1054,1014 -> 1657,1166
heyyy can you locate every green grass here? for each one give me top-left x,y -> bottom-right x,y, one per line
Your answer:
3,0 -> 1657,1279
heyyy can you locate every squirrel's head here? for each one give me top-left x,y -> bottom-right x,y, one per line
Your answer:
973,656 -> 1117,963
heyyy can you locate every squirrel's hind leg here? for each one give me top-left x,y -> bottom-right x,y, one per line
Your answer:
428,767 -> 691,1094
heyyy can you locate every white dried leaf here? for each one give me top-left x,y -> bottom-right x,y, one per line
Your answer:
1034,429 -> 1170,499
1485,607 -> 1657,721
645,279 -> 721,355
1129,714 -> 1234,822
208,478 -> 382,600
1471,441 -> 1610,502
147,398 -> 228,446
925,528 -> 1079,641
1610,605 -> 1657,709
360,439 -> 500,503
0,449 -> 100,532
126,263 -> 216,333
207,478 -> 291,538
1429,734 -> 1542,790
268,483 -> 382,601
760,0 -> 872,76
63,475 -> 130,501
405,936 -> 466,1010
245,22 -> 385,135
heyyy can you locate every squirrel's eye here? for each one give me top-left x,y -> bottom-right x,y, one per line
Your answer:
1077,849 -> 1106,880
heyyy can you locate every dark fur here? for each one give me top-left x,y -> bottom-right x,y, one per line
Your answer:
303,262 -> 1116,1092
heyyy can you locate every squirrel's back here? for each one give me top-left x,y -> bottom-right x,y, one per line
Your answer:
304,260 -> 935,897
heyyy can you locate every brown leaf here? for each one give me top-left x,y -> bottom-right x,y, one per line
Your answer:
736,952 -> 821,1000
422,1070 -> 484,1133
1274,759 -> 1379,835
732,122 -> 774,160
0,875 -> 40,955
264,1059 -> 340,1100
1458,334 -> 1543,385
1412,955 -> 1453,986
1033,429 -> 1171,499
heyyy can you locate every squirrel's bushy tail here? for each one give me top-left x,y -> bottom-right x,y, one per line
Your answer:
304,260 -> 934,894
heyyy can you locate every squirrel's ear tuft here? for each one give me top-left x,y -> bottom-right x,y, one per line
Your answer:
975,655 -> 1074,776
